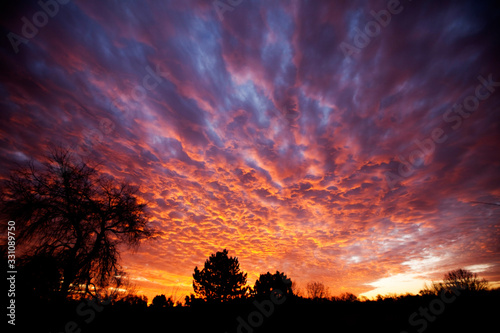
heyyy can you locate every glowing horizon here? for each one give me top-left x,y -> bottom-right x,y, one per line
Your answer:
1,0 -> 499,304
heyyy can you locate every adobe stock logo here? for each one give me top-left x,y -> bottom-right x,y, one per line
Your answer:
109,63 -> 170,117
7,0 -> 71,54
213,0 -> 245,21
74,112 -> 115,159
400,287 -> 461,333
340,0 -> 409,59
385,74 -> 500,189
231,290 -> 286,333
74,62 -> 169,159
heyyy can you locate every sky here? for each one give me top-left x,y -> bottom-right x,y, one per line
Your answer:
1,0 -> 499,302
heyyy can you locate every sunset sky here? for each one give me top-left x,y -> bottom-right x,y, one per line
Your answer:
1,0 -> 499,302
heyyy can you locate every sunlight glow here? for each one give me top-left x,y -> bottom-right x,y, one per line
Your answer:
360,273 -> 428,299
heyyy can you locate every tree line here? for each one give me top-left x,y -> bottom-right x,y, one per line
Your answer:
0,148 -> 493,308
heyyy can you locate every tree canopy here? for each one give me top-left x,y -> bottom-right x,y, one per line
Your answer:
423,268 -> 490,295
1,149 -> 154,298
254,271 -> 292,299
442,268 -> 489,292
192,249 -> 248,302
152,294 -> 174,308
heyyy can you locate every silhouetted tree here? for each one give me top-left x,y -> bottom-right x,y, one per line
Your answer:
419,284 -> 437,296
185,294 -> 205,307
114,294 -> 148,310
442,268 -> 488,292
423,268 -> 489,295
254,271 -> 292,299
152,294 -> 174,308
192,249 -> 248,302
306,281 -> 329,300
337,292 -> 358,302
0,148 -> 154,299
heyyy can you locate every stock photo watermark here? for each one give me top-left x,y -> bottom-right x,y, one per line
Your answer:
6,220 -> 17,326
108,63 -> 170,117
385,73 -> 500,189
213,0 -> 245,21
227,284 -> 289,333
340,0 -> 412,59
74,116 -> 114,159
74,63 -> 170,158
50,293 -> 114,333
6,0 -> 71,54
400,287 -> 461,333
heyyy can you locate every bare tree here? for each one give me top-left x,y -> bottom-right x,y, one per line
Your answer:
306,281 -> 329,300
337,292 -> 358,302
442,268 -> 489,292
422,268 -> 489,294
291,280 -> 303,297
1,148 -> 154,299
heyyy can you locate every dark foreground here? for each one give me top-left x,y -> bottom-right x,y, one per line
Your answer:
12,291 -> 500,333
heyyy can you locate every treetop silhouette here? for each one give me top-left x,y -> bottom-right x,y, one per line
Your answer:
152,294 -> 174,308
192,249 -> 248,302
435,268 -> 489,293
306,281 -> 330,300
254,271 -> 292,299
442,268 -> 489,292
1,148 -> 155,299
